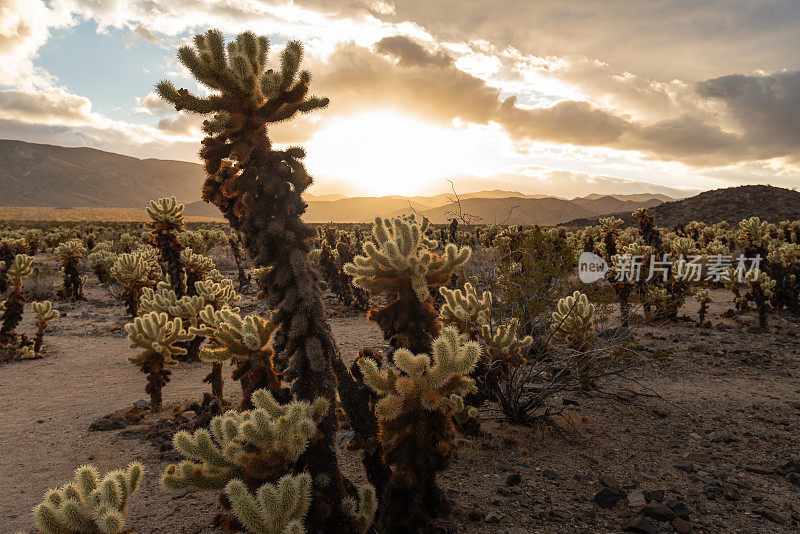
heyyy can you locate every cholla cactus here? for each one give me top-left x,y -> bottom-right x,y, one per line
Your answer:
0,254 -> 33,343
193,306 -> 284,409
126,312 -> 193,411
550,291 -> 596,349
438,281 -> 491,338
599,216 -> 624,259
87,245 -> 118,287
162,390 -> 328,490
738,217 -> 768,250
745,270 -> 776,329
694,288 -> 713,326
32,301 -> 59,354
33,461 -> 143,534
54,239 -> 87,301
147,196 -> 186,297
356,327 -> 478,531
345,215 -> 471,352
180,248 -> 216,295
224,473 -> 312,534
111,252 -> 158,316
480,319 -> 533,376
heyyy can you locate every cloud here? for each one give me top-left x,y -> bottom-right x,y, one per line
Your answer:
0,88 -> 92,125
697,70 -> 800,162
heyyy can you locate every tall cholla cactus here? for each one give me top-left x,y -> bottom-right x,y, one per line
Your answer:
180,248 -> 216,295
550,291 -> 596,349
738,216 -> 768,255
147,196 -> 186,297
694,288 -> 713,326
193,306 -> 285,409
157,29 -> 386,530
0,254 -> 33,343
356,327 -> 479,531
33,462 -> 143,534
599,216 -> 623,260
438,281 -> 491,338
126,312 -> 193,411
32,301 -> 59,354
111,252 -> 158,316
345,215 -> 471,353
54,239 -> 87,301
745,270 -> 776,329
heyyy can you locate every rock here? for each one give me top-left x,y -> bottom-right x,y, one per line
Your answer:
484,511 -> 503,523
548,510 -> 569,522
490,496 -> 508,506
743,464 -> 773,475
777,457 -> 800,475
643,503 -> 675,522
666,500 -> 691,519
467,509 -> 481,521
506,473 -> 522,486
787,473 -> 800,486
671,517 -> 692,533
683,451 -> 711,463
499,529 -> 530,534
627,490 -> 646,508
674,461 -> 695,473
755,509 -> 788,525
594,487 -> 626,508
704,481 -> 724,500
542,469 -> 562,480
621,516 -> 658,534
644,490 -> 664,503
562,397 -> 580,406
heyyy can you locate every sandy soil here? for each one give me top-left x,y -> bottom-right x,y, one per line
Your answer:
1,272 -> 798,533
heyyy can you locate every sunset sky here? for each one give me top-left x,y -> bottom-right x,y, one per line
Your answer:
1,1 -> 799,198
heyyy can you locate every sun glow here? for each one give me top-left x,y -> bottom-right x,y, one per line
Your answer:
304,110 -> 508,196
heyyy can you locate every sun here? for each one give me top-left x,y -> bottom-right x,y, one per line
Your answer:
303,110 -> 499,197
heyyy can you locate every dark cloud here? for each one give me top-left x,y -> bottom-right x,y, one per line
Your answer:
374,35 -> 451,67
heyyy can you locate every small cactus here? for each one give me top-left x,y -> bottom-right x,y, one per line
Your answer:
694,288 -> 713,326
147,196 -> 187,297
33,461 -> 143,534
54,239 -> 87,301
550,291 -> 596,350
32,300 -> 59,354
126,312 -> 193,411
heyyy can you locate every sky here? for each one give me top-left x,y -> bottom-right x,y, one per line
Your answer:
1,1 -> 799,198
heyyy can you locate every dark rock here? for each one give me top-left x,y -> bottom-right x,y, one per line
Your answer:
674,461 -> 695,473
594,487 -> 626,508
671,517 -> 692,533
542,469 -> 562,480
743,464 -> 773,475
704,481 -> 724,500
787,473 -> 800,486
777,457 -> 800,475
643,503 -> 675,522
621,516 -> 658,534
755,509 -> 788,525
644,490 -> 664,503
506,473 -> 522,486
667,500 -> 691,519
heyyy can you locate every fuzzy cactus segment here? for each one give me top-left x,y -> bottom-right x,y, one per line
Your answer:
147,196 -> 187,297
54,239 -> 87,301
111,252 -> 159,316
33,461 -> 143,534
224,473 -> 311,534
438,281 -> 491,337
550,290 -> 596,349
345,215 -> 471,353
162,390 -> 328,491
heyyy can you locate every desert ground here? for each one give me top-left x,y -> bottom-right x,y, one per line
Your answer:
1,252 -> 798,534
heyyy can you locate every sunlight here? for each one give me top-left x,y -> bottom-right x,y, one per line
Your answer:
304,111 -> 505,196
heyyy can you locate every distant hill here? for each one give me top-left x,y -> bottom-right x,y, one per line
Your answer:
0,139 -> 670,224
0,139 -> 205,207
563,185 -> 800,227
